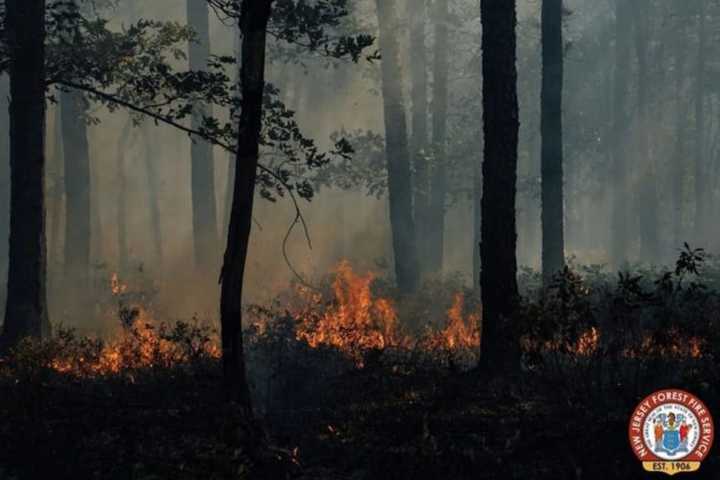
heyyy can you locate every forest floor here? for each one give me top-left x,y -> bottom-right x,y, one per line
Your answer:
0,351 -> 717,480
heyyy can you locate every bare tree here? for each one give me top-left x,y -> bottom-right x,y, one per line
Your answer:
428,0 -> 450,275
220,0 -> 273,411
478,0 -> 520,372
408,0 -> 430,274
541,0 -> 565,283
188,0 -> 219,272
374,0 -> 419,293
1,0 -> 51,348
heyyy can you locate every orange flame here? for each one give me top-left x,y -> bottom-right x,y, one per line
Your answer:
424,293 -> 481,351
293,262 -> 482,364
295,261 -> 406,358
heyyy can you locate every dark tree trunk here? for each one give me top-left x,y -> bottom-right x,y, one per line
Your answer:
60,90 -> 91,283
374,0 -> 419,293
187,0 -> 218,272
478,0 -> 520,372
408,0 -> 429,274
0,75 -> 9,295
220,0 -> 273,411
694,2 -> 707,243
540,0 -> 564,283
610,0 -> 631,267
428,0 -> 449,275
2,0 -> 50,348
473,131 -> 482,288
633,0 -> 658,262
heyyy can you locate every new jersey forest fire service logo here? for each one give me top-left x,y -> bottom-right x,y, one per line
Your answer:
629,389 -> 714,475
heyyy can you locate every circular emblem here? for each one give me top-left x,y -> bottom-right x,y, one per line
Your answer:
629,389 -> 714,475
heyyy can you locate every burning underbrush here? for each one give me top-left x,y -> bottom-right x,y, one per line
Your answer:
1,252 -> 720,479
1,273 -> 220,380
247,261 -> 482,371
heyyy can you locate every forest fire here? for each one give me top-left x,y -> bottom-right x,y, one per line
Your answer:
48,268 -> 706,379
292,261 -> 481,364
423,293 -> 481,351
294,261 -> 407,354
48,273 -> 221,377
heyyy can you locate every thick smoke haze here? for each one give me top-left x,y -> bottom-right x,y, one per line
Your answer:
1,0 -> 715,329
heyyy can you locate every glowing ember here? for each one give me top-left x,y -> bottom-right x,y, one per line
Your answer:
111,272 -> 128,296
624,330 -> 705,359
575,327 -> 599,356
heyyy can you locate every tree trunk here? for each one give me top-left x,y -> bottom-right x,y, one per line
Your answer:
60,90 -> 91,284
187,0 -> 218,272
374,0 -> 419,293
219,0 -> 273,411
408,0 -> 430,275
478,0 -> 520,372
672,81 -> 687,250
142,124 -> 163,267
428,0 -> 450,276
2,0 -> 50,348
0,75 -> 10,294
694,2 -> 707,243
116,120 -> 131,274
540,0 -> 565,283
473,130 -> 482,288
610,0 -> 631,267
49,94 -> 64,266
633,0 -> 658,262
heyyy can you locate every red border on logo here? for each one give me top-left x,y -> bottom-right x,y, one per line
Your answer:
628,389 -> 714,462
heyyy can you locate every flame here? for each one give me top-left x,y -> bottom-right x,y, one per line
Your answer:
295,261 -> 406,358
293,262 -> 481,364
50,308 -> 221,377
49,274 -> 220,377
54,264 -> 705,378
424,293 -> 481,351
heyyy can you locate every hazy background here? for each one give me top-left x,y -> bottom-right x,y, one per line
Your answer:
3,0 -> 717,329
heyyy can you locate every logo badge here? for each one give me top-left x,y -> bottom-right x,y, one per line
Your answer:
629,389 -> 714,475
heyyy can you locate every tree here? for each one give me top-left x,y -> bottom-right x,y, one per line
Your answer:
141,125 -> 164,268
632,0 -> 658,262
187,0 -> 219,272
59,0 -> 91,291
219,0 -> 274,413
541,0 -> 564,283
60,89 -> 91,284
478,0 -> 520,372
374,0 -> 419,293
1,0 -> 51,348
694,1 -> 707,243
610,0 -> 631,267
0,74 -> 8,304
671,14 -> 689,251
408,0 -> 430,274
428,0 -> 450,275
